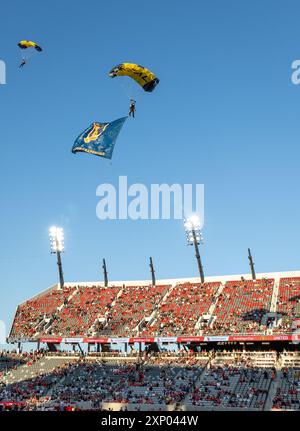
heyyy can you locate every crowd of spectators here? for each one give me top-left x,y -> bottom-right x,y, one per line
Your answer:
99,285 -> 170,336
47,286 -> 120,337
9,277 -> 300,340
1,349 -> 297,411
10,288 -> 75,339
208,279 -> 274,335
142,282 -> 220,336
272,368 -> 300,410
274,278 -> 300,334
189,363 -> 274,409
0,353 -> 208,410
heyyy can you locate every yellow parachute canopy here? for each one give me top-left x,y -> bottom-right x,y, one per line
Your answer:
108,63 -> 159,92
18,40 -> 42,52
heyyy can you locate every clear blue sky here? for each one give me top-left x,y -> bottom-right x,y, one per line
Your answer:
1,0 -> 300,335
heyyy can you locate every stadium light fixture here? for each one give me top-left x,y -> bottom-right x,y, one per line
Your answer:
49,226 -> 64,253
184,214 -> 205,283
49,226 -> 65,289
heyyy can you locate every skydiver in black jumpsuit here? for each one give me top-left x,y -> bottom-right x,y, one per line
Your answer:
129,99 -> 136,118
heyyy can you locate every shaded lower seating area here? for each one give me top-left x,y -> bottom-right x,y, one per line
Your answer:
2,350 -> 298,411
0,354 -> 209,410
272,368 -> 300,410
0,356 -> 76,409
1,356 -> 75,386
187,360 -> 274,409
0,352 -> 30,377
49,362 -> 196,406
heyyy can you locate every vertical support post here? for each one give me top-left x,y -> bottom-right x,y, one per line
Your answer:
149,257 -> 156,286
192,229 -> 205,283
102,258 -> 108,287
248,248 -> 256,280
56,250 -> 64,289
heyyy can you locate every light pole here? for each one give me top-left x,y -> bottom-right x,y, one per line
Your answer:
49,226 -> 65,290
248,248 -> 256,280
149,257 -> 156,286
184,215 -> 205,283
102,258 -> 108,287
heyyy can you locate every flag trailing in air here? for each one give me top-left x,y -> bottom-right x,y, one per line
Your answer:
72,117 -> 127,159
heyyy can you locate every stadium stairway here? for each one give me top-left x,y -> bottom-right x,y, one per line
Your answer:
269,278 -> 280,313
263,371 -> 281,410
200,283 -> 225,333
265,278 -> 280,335
263,353 -> 284,411
138,285 -> 175,335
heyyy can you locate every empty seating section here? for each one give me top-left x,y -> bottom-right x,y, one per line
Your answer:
9,287 -> 75,339
99,285 -> 170,336
208,279 -> 274,335
47,286 -> 121,337
274,278 -> 300,333
142,282 -> 220,336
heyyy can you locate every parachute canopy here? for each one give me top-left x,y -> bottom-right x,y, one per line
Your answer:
18,40 -> 42,52
72,117 -> 127,160
108,63 -> 159,92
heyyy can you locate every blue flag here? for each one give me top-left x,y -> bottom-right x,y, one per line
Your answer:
72,117 -> 127,159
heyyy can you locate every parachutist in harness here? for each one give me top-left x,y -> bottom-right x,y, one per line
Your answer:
129,99 -> 136,118
19,59 -> 27,68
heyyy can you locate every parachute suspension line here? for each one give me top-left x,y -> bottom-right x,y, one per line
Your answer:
119,77 -> 143,103
119,80 -> 142,117
120,81 -> 132,101
20,50 -> 33,64
25,49 -> 36,60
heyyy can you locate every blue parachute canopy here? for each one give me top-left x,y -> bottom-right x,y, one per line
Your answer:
72,117 -> 127,159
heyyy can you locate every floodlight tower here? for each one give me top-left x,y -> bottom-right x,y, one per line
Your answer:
49,226 -> 65,290
184,215 -> 205,283
248,248 -> 256,280
149,257 -> 156,286
102,258 -> 108,287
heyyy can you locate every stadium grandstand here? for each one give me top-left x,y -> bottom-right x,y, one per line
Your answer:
1,270 -> 300,411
